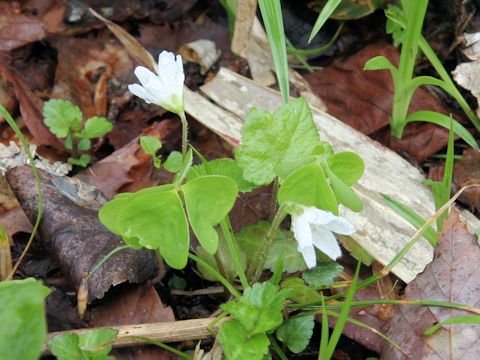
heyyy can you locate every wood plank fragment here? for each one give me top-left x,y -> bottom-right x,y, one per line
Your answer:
44,318 -> 222,353
196,68 -> 480,282
231,0 -> 258,56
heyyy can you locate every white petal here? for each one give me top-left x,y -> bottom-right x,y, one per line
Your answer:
158,51 -> 178,82
292,214 -> 314,249
134,66 -> 157,86
306,207 -> 355,235
311,226 -> 342,260
299,245 -> 317,268
128,84 -> 156,104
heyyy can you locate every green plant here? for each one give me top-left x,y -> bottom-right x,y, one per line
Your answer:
364,1 -> 479,148
43,99 -> 113,167
140,135 -> 162,168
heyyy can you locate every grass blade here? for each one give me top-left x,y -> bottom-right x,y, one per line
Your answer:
318,293 -> 329,359
258,0 -> 289,103
424,315 -> 480,336
381,193 -> 438,246
308,0 -> 342,44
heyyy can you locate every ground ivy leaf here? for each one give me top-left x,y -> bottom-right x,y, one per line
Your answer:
218,320 -> 270,360
221,301 -> 260,332
188,158 -> 256,192
182,175 -> 238,254
236,97 -> 321,185
326,151 -> 365,186
302,262 -> 344,287
278,162 -> 338,214
77,138 -> 91,151
49,334 -> 82,360
0,278 -> 50,360
79,328 -> 118,360
43,99 -> 83,138
276,314 -> 315,353
236,221 -> 305,273
82,116 -> 113,139
281,277 -> 322,304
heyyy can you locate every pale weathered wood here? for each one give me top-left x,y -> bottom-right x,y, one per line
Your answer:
45,318 -> 221,353
197,68 -> 480,282
231,0 -> 258,56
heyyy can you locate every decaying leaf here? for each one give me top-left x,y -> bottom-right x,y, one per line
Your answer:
453,148 -> 480,211
382,209 -> 480,359
304,43 -> 456,163
6,166 -> 157,301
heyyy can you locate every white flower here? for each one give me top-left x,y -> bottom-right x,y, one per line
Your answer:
128,51 -> 185,114
291,206 -> 355,268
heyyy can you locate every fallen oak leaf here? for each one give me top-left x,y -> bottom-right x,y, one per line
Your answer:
381,208 -> 480,359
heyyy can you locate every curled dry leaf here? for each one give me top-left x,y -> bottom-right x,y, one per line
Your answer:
382,208 -> 480,359
6,166 -> 157,302
304,43 -> 456,164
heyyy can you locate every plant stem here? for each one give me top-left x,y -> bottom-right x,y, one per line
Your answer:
188,253 -> 241,299
269,335 -> 288,360
0,105 -> 43,281
179,110 -> 189,158
86,244 -> 130,281
219,219 -> 249,289
121,336 -> 193,360
391,0 -> 429,137
248,203 -> 288,283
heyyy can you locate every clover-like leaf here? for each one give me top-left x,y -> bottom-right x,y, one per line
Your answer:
163,151 -> 182,173
326,151 -> 364,186
276,314 -> 315,353
0,278 -> 50,360
188,158 -> 255,192
236,97 -> 322,185
182,175 -> 238,254
43,99 -> 83,137
140,136 -> 162,156
99,185 -> 189,269
218,320 -> 270,360
325,166 -> 363,212
82,116 -> 113,139
278,162 -> 338,214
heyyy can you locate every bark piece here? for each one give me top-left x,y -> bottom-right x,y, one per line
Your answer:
382,209 -> 480,359
6,166 -> 157,301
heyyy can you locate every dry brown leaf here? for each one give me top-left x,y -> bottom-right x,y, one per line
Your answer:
304,43 -> 457,163
453,148 -> 480,211
381,208 -> 480,359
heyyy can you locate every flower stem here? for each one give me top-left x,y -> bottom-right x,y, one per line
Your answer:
179,111 -> 189,157
248,203 -> 288,283
219,219 -> 249,289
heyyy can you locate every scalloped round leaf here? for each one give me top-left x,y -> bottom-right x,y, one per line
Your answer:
43,99 -> 83,138
218,320 -> 270,360
82,116 -> 113,139
236,97 -> 322,185
326,151 -> 364,186
182,175 -> 238,254
278,162 -> 338,214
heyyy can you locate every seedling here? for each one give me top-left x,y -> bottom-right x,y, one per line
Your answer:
364,1 -> 479,148
43,99 -> 113,167
140,135 -> 162,168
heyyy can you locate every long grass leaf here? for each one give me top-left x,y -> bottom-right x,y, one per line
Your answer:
308,0 -> 342,43
258,0 -> 289,103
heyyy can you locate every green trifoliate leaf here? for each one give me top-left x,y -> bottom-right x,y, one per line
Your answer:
276,314 -> 315,353
302,262 -> 344,287
236,221 -> 305,273
325,166 -> 363,212
236,97 -> 322,185
99,185 -> 189,269
77,138 -> 91,151
140,136 -> 162,156
43,99 -> 83,138
218,320 -> 270,360
326,151 -> 364,186
163,151 -> 182,173
49,328 -> 118,360
182,175 -> 238,254
0,278 -> 50,360
278,162 -> 338,214
68,154 -> 91,167
81,116 -> 113,139
188,158 -> 256,192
